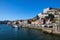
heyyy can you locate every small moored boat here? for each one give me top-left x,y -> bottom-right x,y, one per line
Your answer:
12,25 -> 18,28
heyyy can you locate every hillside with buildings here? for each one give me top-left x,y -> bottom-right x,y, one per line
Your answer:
7,7 -> 60,34
8,7 -> 60,26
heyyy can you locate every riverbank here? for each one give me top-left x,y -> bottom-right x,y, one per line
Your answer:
10,24 -> 60,36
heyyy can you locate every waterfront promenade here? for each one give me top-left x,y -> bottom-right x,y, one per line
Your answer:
10,23 -> 60,35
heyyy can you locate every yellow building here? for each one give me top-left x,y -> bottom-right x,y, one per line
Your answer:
31,21 -> 38,24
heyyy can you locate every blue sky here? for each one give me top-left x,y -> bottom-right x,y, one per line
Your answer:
0,0 -> 60,20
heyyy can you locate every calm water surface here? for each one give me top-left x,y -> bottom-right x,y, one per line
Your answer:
0,24 -> 60,40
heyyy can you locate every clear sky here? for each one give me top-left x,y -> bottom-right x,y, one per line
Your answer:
0,0 -> 60,21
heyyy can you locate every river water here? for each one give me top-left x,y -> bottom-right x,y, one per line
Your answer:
0,24 -> 60,40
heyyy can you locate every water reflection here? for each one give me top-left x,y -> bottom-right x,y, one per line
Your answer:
13,27 -> 18,31
0,24 -> 60,40
15,27 -> 60,40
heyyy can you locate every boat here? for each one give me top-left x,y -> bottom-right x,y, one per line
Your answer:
12,25 -> 18,28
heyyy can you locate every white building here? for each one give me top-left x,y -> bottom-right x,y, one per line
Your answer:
43,8 -> 51,13
38,13 -> 48,19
